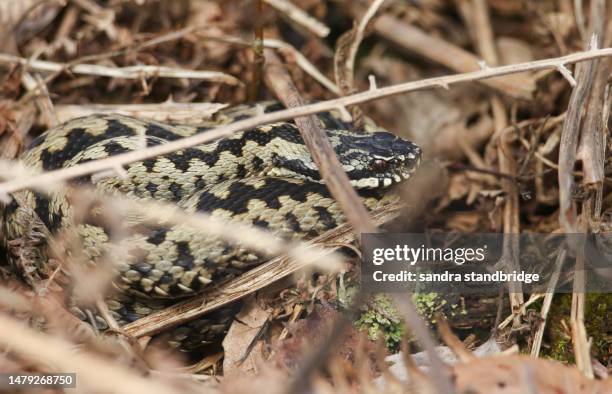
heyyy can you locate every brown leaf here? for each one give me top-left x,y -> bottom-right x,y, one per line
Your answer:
222,296 -> 270,377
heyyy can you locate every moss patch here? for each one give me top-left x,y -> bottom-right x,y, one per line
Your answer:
547,293 -> 611,363
355,294 -> 404,351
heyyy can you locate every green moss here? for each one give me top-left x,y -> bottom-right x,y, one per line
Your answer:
547,293 -> 611,363
354,292 -> 469,351
413,293 -> 465,323
355,294 -> 404,350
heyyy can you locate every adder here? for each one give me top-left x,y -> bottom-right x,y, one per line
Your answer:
1,101 -> 421,350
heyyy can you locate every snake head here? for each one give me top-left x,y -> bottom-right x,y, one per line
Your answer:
263,126 -> 421,190
334,130 -> 422,189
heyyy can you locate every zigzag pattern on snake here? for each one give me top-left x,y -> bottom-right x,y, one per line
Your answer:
1,101 -> 421,350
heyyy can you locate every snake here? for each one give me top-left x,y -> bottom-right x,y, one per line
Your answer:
0,101 -> 421,351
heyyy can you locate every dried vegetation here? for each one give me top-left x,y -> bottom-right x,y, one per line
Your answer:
0,0 -> 610,393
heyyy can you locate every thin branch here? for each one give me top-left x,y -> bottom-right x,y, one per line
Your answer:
471,0 -> 525,320
559,40 -> 600,233
69,26 -> 197,65
576,2 -> 611,187
343,0 -> 386,93
372,13 -> 535,100
571,222 -> 592,377
497,294 -> 544,330
195,34 -> 341,94
391,294 -> 456,394
264,49 -> 376,235
0,53 -> 241,85
1,47 -> 612,194
569,3 -> 607,377
333,0 -> 385,126
265,38 -> 341,94
21,71 -> 58,128
263,0 -> 330,37
557,64 -> 577,86
249,0 -> 265,102
530,249 -> 565,358
574,0 -> 587,42
472,0 -> 498,65
52,101 -> 228,124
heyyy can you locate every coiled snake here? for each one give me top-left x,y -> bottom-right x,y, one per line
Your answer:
1,101 -> 421,350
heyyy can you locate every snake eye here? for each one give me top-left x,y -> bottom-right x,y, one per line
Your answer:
370,159 -> 389,172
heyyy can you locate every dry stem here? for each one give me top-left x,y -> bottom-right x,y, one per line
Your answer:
0,53 -> 241,85
391,294 -> 456,394
558,38 -> 600,233
53,101 -> 228,124
264,49 -> 376,235
372,14 -> 535,100
530,249 -> 565,358
471,0 -> 524,321
263,0 -> 330,37
1,47 -> 612,195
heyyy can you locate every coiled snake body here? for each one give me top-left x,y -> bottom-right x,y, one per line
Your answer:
1,102 -> 421,350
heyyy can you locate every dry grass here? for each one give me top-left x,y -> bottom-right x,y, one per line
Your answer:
0,1 -> 611,393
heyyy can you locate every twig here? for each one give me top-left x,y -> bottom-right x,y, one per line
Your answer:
52,101 -> 228,124
249,0 -> 265,102
339,0 -> 385,93
568,4 -> 607,377
20,26 -> 200,101
2,47 -> 612,194
578,75 -> 609,221
372,14 -> 535,100
391,294 -> 456,394
49,5 -> 78,56
472,0 -> 498,66
556,64 -> 577,86
21,71 -> 58,128
447,163 -> 516,182
576,4 -> 611,187
574,0 -> 587,42
195,34 -> 341,94
264,49 -> 376,235
71,26 -> 197,65
334,0 -> 385,127
73,0 -> 117,40
436,313 -> 476,362
265,38 -> 341,95
558,39 -> 600,233
122,204 -> 401,338
471,0 -> 524,320
497,294 -> 544,330
570,223 -> 592,377
0,53 -> 241,85
530,248 -> 565,358
453,0 -> 477,45
263,0 -> 330,37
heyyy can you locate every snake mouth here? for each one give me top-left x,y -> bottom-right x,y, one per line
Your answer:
400,155 -> 422,180
349,151 -> 422,190
350,167 -> 421,189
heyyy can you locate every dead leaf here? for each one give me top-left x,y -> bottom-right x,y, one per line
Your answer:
222,296 -> 270,377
